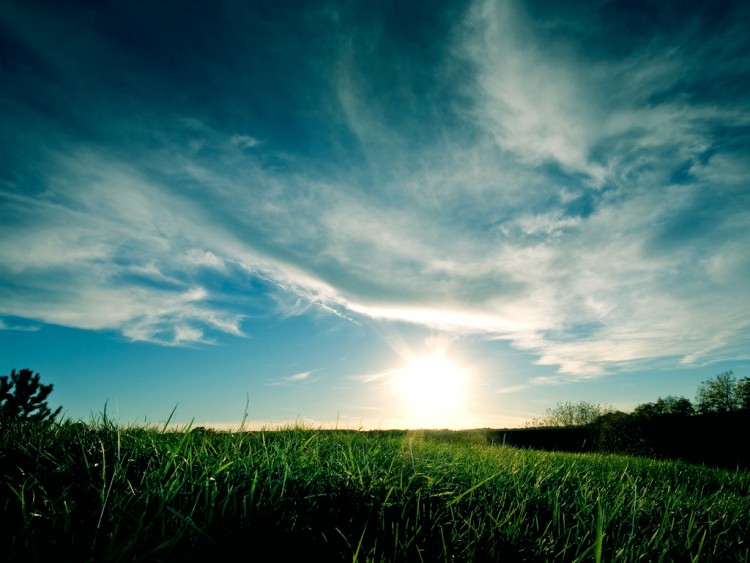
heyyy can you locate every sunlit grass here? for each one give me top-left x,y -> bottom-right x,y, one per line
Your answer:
1,418 -> 748,561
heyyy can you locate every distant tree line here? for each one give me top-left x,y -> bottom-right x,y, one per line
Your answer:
501,371 -> 750,468
533,370 -> 749,427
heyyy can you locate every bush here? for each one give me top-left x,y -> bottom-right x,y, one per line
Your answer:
530,401 -> 613,427
0,369 -> 62,423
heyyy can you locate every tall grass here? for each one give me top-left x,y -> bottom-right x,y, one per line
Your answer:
1,419 -> 748,561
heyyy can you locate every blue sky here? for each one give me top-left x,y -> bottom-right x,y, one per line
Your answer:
1,0 -> 749,429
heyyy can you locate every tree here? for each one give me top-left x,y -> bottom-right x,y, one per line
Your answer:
633,401 -> 660,418
0,369 -> 62,423
531,401 -> 613,427
695,370 -> 741,414
738,377 -> 750,411
633,396 -> 694,418
661,396 -> 696,416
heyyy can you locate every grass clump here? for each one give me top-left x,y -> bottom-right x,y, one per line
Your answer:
1,419 -> 748,561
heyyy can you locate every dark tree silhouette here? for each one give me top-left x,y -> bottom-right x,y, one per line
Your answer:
531,401 -> 613,427
738,377 -> 750,411
695,370 -> 741,414
633,396 -> 694,417
0,368 -> 62,423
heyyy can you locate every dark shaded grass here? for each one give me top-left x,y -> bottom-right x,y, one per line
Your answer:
1,419 -> 748,562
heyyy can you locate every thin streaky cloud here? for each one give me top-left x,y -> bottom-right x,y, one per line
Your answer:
496,384 -> 529,395
0,0 -> 747,381
267,369 -> 323,386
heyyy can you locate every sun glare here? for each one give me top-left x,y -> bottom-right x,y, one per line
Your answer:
395,351 -> 469,427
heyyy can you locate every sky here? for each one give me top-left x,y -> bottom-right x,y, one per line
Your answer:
1,0 -> 749,429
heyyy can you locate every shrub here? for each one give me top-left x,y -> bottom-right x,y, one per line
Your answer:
0,368 -> 62,423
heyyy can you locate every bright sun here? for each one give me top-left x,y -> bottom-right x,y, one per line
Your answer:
395,352 -> 468,427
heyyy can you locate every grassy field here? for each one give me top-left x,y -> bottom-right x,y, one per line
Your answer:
1,419 -> 748,562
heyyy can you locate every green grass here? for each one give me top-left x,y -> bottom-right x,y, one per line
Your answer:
1,419 -> 748,562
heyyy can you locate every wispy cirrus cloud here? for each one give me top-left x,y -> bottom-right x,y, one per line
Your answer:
0,0 -> 748,379
267,369 -> 321,386
0,318 -> 41,332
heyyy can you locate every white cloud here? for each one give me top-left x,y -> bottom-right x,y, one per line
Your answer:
267,369 -> 320,386
1,0 -> 747,377
495,384 -> 529,394
287,371 -> 312,382
0,318 -> 40,332
229,134 -> 262,150
185,249 -> 226,271
5,115 -> 745,371
462,0 -> 604,181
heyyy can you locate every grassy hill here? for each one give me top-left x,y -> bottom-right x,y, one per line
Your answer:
1,420 -> 748,561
